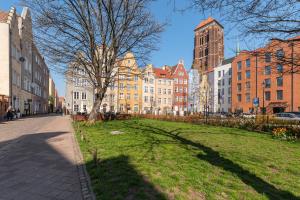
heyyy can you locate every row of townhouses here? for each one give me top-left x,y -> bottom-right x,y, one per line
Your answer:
65,16 -> 300,116
65,53 -> 189,115
0,7 -> 59,118
191,17 -> 300,114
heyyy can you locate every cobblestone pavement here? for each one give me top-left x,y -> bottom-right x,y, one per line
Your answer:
0,115 -> 85,200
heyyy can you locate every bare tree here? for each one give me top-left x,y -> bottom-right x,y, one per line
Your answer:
22,0 -> 164,122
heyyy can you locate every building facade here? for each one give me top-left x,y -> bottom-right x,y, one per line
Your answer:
153,67 -> 173,115
142,64 -> 156,114
213,58 -> 233,113
232,37 -> 300,114
65,66 -> 94,114
117,52 -> 142,114
188,69 -> 201,113
170,60 -> 189,115
0,7 -> 50,116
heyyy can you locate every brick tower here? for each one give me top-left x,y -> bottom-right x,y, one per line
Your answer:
193,17 -> 224,73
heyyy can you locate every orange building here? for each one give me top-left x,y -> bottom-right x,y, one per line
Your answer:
232,37 -> 300,114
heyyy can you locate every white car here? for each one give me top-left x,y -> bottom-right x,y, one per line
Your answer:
275,113 -> 300,121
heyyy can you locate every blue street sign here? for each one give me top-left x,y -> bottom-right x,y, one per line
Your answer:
253,98 -> 259,107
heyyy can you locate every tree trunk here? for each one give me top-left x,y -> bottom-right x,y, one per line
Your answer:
88,98 -> 102,123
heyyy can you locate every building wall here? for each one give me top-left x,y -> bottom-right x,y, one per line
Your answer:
65,66 -> 94,114
232,39 -> 300,114
155,77 -> 173,114
172,61 -> 189,113
142,64 -> 156,114
0,23 -> 10,96
117,52 -> 142,114
213,63 -> 232,113
188,69 -> 201,113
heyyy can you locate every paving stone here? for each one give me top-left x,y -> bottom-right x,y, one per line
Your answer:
0,115 -> 94,200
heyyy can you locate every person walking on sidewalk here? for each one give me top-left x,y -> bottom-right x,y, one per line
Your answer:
6,106 -> 13,121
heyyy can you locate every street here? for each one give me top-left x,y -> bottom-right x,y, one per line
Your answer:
0,115 -> 89,200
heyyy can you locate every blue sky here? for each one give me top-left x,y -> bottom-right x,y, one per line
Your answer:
1,0 -> 252,96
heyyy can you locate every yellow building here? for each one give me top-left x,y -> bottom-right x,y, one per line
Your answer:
117,52 -> 142,114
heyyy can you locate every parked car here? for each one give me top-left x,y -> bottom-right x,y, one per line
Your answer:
274,112 -> 300,121
241,113 -> 256,119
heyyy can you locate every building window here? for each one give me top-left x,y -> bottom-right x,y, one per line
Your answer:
127,94 -> 130,100
237,94 -> 242,102
246,59 -> 250,68
237,72 -> 242,81
277,90 -> 283,100
265,91 -> 271,101
264,66 -> 271,75
150,87 -> 154,94
144,86 -> 148,93
246,70 -> 251,79
246,93 -> 250,103
82,92 -> 87,100
229,68 -> 232,76
134,75 -> 138,81
222,79 -> 225,86
277,64 -> 283,73
237,61 -> 242,71
218,71 -> 221,77
277,77 -> 283,87
158,98 -> 161,104
237,83 -> 242,92
74,105 -> 79,112
120,93 -> 124,99
246,81 -> 250,91
158,80 -> 162,85
264,79 -> 271,88
144,96 -> 148,102
265,53 -> 271,62
228,78 -> 231,85
158,88 -> 161,94
218,80 -> 221,86
276,49 -> 284,60
163,89 -> 166,94
134,104 -> 138,112
134,94 -> 138,100
168,89 -> 171,95
74,92 -> 79,99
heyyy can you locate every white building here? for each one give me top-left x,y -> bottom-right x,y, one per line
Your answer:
188,69 -> 201,113
142,64 -> 156,114
213,58 -> 234,113
65,66 -> 94,114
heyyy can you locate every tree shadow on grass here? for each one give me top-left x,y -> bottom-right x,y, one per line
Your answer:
87,155 -> 167,200
122,121 -> 300,200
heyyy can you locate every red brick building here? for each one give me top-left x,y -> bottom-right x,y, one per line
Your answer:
232,37 -> 300,114
193,17 -> 224,73
165,60 -> 189,114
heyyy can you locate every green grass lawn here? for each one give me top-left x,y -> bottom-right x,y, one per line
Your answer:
75,119 -> 300,200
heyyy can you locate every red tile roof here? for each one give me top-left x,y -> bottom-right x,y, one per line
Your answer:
153,68 -> 172,79
0,11 -> 8,23
194,17 -> 223,30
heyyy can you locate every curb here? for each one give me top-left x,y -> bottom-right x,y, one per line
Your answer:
70,117 -> 96,200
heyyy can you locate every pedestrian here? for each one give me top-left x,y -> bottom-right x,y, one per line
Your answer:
6,106 -> 13,121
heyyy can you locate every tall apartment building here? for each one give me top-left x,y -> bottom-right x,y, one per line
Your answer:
193,17 -> 224,73
153,67 -> 173,115
141,64 -> 156,114
232,37 -> 300,114
213,58 -> 234,113
117,52 -> 142,114
0,7 -> 49,116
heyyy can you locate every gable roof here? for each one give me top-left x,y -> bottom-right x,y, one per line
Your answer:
0,11 -> 8,23
194,17 -> 223,31
153,68 -> 172,79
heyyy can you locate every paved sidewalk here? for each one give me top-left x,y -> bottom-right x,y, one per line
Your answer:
0,115 -> 90,200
